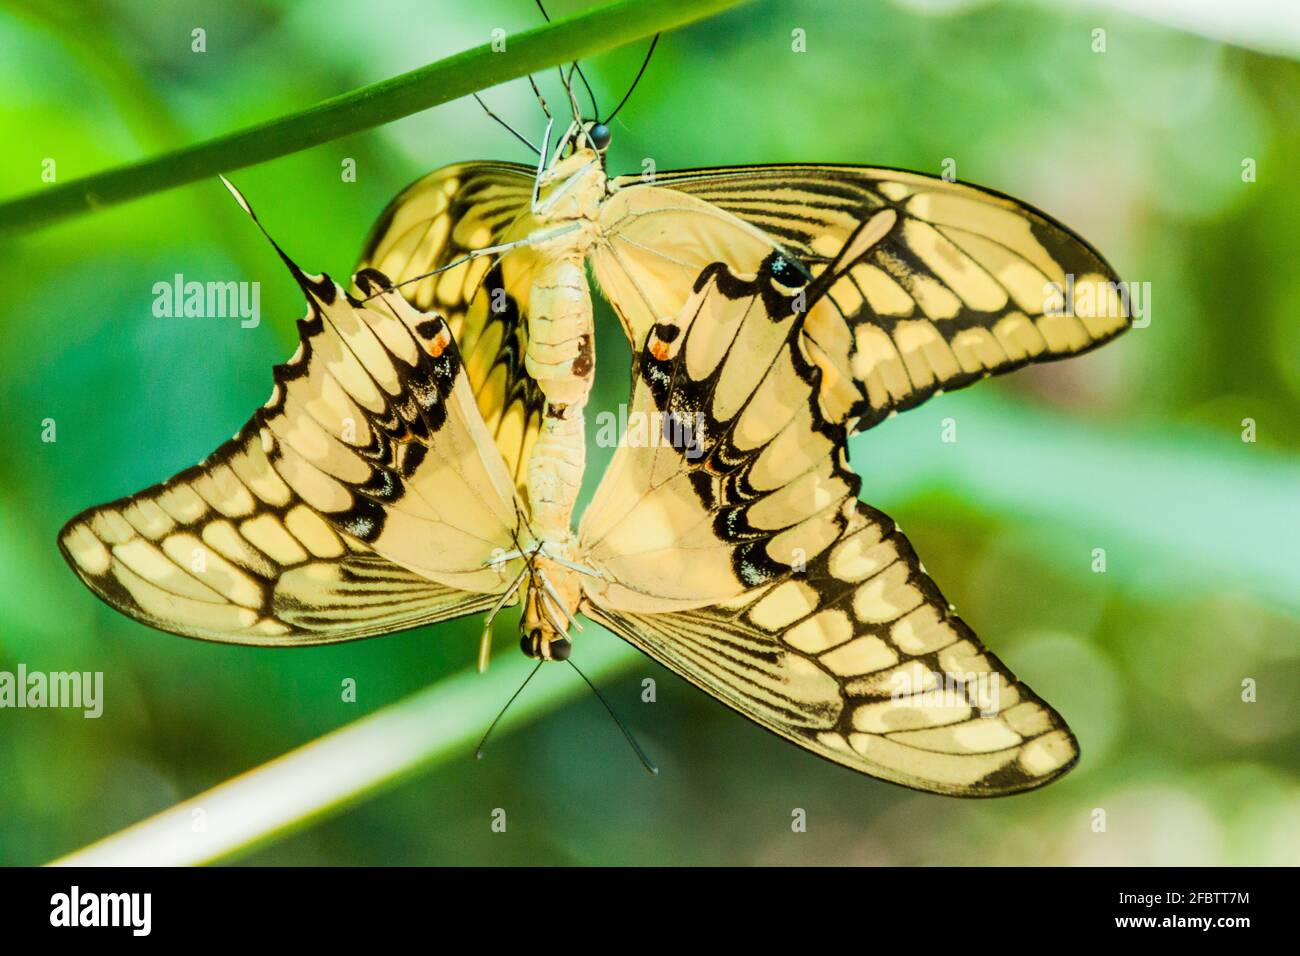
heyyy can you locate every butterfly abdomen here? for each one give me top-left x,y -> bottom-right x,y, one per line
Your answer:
525,256 -> 593,405
524,253 -> 595,541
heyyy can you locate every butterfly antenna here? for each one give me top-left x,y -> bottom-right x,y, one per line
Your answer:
473,93 -> 541,155
526,74 -> 553,121
602,33 -> 658,125
533,0 -> 599,119
476,661 -> 544,760
572,63 -> 599,119
568,659 -> 658,775
558,62 -> 582,127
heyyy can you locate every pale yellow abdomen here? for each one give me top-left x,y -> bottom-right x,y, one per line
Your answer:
525,255 -> 594,540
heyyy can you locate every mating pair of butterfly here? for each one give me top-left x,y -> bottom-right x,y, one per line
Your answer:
59,79 -> 1130,796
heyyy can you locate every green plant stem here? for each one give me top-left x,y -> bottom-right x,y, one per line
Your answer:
51,635 -> 643,866
0,0 -> 750,235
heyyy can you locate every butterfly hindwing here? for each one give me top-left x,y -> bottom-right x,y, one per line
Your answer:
357,162 -> 545,493
58,423 -> 499,646
579,263 -> 1078,795
597,164 -> 1130,430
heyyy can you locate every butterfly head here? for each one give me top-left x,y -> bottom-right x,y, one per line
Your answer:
518,585 -> 572,661
554,119 -> 611,162
516,557 -> 582,662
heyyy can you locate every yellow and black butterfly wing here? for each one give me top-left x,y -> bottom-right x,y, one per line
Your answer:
357,162 -> 544,492
597,164 -> 1129,430
578,264 -> 1077,796
59,187 -> 525,646
58,428 -> 500,647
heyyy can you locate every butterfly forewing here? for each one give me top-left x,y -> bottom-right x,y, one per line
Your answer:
600,164 -> 1130,430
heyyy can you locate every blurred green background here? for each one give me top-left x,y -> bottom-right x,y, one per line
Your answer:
1,0 -> 1297,866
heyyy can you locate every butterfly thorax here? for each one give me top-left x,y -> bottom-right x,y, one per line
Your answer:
533,147 -> 607,224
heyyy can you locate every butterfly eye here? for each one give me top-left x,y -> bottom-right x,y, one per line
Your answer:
520,630 -> 542,657
588,123 -> 611,150
548,637 -> 572,661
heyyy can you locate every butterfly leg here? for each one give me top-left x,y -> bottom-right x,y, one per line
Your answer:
535,544 -> 606,580
360,224 -> 582,303
477,567 -> 529,673
530,117 -> 554,212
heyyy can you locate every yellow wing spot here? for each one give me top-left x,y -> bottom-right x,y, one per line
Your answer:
62,525 -> 112,575
783,608 -> 854,654
803,297 -> 853,361
826,274 -> 863,315
811,233 -> 843,260
229,447 -> 293,507
122,537 -> 223,601
889,605 -> 960,655
844,659 -> 939,698
271,447 -> 353,514
820,635 -> 898,677
1036,312 -> 1089,352
122,500 -> 174,540
1003,701 -> 1054,737
852,699 -> 971,734
854,733 -> 1021,787
89,509 -> 133,545
853,561 -> 922,623
904,219 -> 1008,313
156,485 -> 208,524
850,263 -> 912,317
815,731 -> 856,757
1018,730 -> 1076,776
890,718 -> 1022,754
992,311 -> 1046,361
202,520 -> 276,577
949,327 -> 1005,374
159,533 -> 262,607
850,325 -> 911,404
435,261 -> 469,307
911,319 -> 964,381
744,466 -> 840,531
766,515 -> 842,570
893,319 -> 956,388
942,228 -> 1049,312
828,527 -> 893,583
463,256 -> 491,302
876,181 -> 911,202
802,334 -> 859,425
112,561 -> 259,632
936,639 -> 993,678
747,579 -> 820,631
240,514 -> 310,565
285,505 -> 345,558
839,209 -> 898,267
905,270 -> 962,321
194,464 -> 256,518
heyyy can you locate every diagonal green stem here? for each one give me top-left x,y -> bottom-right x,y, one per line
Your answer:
51,636 -> 644,866
0,0 -> 750,235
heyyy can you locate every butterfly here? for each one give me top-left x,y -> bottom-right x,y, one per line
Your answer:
59,57 -> 1130,795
